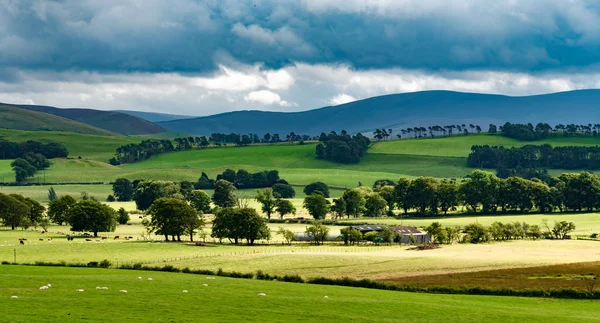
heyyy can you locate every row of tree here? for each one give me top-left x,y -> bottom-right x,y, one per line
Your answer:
316,131 -> 370,164
0,140 -> 68,160
468,144 -> 600,170
500,122 -> 600,141
393,171 -> 600,216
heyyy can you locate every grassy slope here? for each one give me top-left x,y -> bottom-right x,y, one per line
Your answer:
1,131 -> 599,186
370,134 -> 600,157
0,105 -> 116,136
3,266 -> 599,323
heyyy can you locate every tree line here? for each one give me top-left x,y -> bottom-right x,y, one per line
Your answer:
316,131 -> 370,164
11,153 -> 50,183
501,122 -> 600,141
0,140 -> 69,160
468,144 -> 600,170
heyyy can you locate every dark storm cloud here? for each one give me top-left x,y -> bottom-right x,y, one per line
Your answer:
2,0 -> 600,75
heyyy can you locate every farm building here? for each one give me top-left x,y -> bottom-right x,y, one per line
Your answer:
392,226 -> 431,244
350,225 -> 388,233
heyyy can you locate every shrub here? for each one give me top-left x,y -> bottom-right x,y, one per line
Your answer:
303,182 -> 330,198
106,195 -> 116,202
99,259 -> 112,268
272,183 -> 296,198
87,261 -> 99,267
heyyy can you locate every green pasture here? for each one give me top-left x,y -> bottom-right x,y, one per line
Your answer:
0,129 -> 140,161
370,134 -> 600,157
2,266 -> 599,323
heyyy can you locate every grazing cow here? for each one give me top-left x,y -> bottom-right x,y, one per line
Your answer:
48,238 -> 52,241
19,241 -> 24,245
39,239 -> 44,241
85,238 -> 92,242
114,236 -> 120,240
101,237 -> 107,240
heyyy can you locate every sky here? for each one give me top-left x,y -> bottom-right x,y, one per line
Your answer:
2,0 -> 600,116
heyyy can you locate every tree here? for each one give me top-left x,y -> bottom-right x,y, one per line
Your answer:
408,177 -> 440,215
277,227 -> 295,245
0,193 -> 30,230
275,199 -> 296,219
10,194 -> 45,227
117,208 -> 129,225
340,227 -> 362,245
212,179 -> 236,207
364,193 -> 387,217
255,189 -> 278,219
303,193 -> 329,220
464,223 -> 489,244
211,208 -> 269,245
147,197 -> 201,241
272,183 -> 295,198
305,221 -> 330,245
112,178 -> 134,202
48,187 -> 57,201
459,170 -> 500,213
377,185 -> 396,215
343,188 -> 366,218
47,195 -> 76,225
394,178 -> 412,214
189,190 -> 211,213
67,200 -> 117,237
195,172 -> 214,189
133,180 -> 180,211
552,221 -> 576,239
488,124 -> 497,133
330,198 -> 346,219
303,182 -> 330,198
425,222 -> 444,243
437,179 -> 459,215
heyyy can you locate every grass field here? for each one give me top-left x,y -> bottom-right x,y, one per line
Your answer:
2,226 -> 599,282
2,131 -> 599,186
3,266 -> 599,323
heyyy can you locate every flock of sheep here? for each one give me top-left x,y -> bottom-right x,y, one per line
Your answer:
9,275 -> 330,300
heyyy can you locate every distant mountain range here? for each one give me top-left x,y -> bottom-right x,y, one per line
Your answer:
115,110 -> 197,123
0,103 -> 165,135
156,90 -> 600,136
2,90 -> 600,137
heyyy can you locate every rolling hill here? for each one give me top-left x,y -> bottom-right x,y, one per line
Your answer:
1,103 -> 166,135
0,105 -> 117,136
115,110 -> 196,122
157,90 -> 600,136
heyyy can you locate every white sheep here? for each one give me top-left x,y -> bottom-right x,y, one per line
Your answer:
119,290 -> 128,293
96,287 -> 102,290
182,290 -> 188,293
138,277 -> 142,280
258,293 -> 266,297
11,296 -> 18,299
39,286 -> 48,290
202,284 -> 208,287
324,296 -> 329,299
47,284 -> 51,287
147,278 -> 153,281
76,289 -> 84,292
101,287 -> 108,290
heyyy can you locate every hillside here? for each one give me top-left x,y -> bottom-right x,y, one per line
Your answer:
4,133 -> 598,186
0,129 -> 141,161
115,110 -> 196,122
0,105 -> 117,136
157,90 -> 600,135
1,103 -> 166,135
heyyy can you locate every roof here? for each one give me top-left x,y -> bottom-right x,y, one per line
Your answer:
391,226 -> 425,234
350,225 -> 388,231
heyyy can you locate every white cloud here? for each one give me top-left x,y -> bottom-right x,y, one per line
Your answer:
244,90 -> 297,107
329,93 -> 357,105
1,61 -> 599,116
